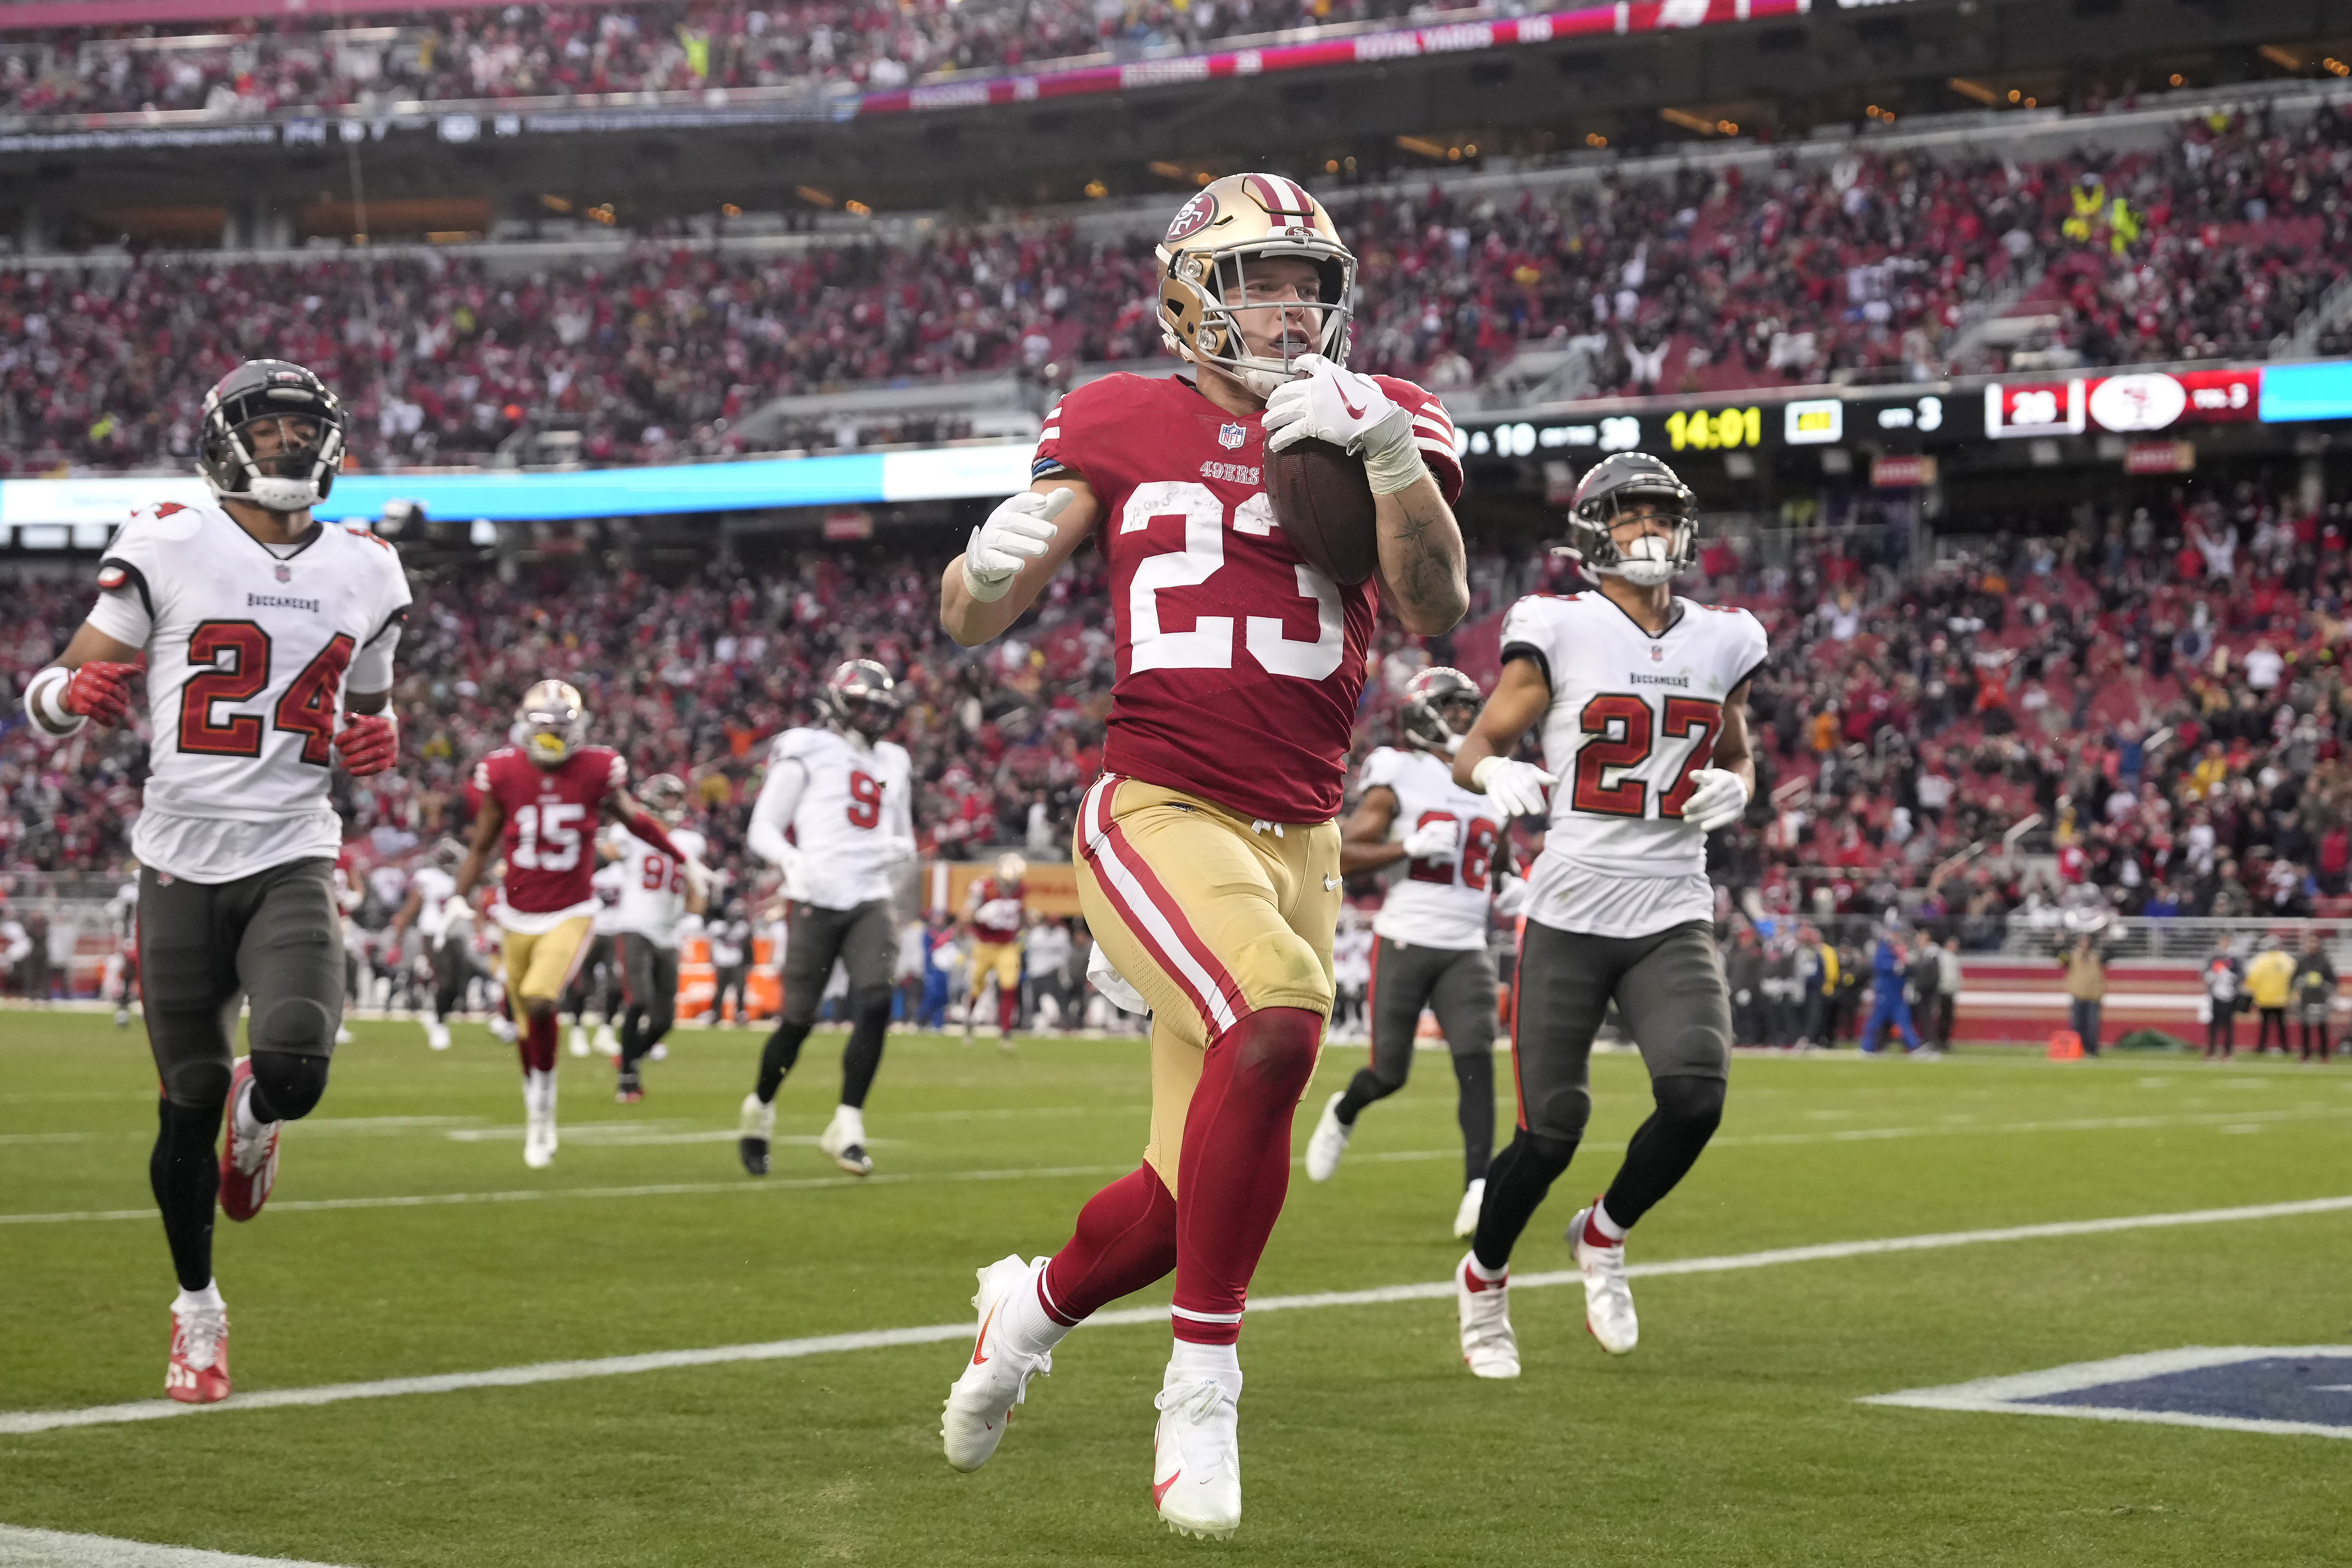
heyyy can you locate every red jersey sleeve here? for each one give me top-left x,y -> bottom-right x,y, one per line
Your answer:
1371,376 -> 1465,505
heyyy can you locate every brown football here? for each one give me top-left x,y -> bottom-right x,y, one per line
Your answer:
1265,437 -> 1380,587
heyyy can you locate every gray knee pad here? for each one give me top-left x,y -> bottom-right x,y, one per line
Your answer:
163,1057 -> 235,1112
253,994 -> 337,1055
1652,1074 -> 1726,1137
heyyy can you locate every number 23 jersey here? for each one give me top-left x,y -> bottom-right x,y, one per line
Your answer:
1501,592 -> 1767,937
84,500 -> 411,882
1035,372 -> 1462,825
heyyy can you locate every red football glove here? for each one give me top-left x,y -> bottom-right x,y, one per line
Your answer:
334,712 -> 399,776
61,661 -> 139,727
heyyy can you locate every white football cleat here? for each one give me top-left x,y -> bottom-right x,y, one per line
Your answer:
1303,1091 -> 1352,1183
1454,1252 -> 1519,1379
217,1058 -> 281,1223
489,1015 -> 519,1044
818,1108 -> 874,1176
593,1023 -> 620,1058
1452,1177 -> 1486,1240
1569,1206 -> 1638,1354
567,1025 -> 590,1058
523,1115 -> 554,1169
333,1025 -> 354,1046
426,1020 -> 451,1052
1152,1367 -> 1242,1540
941,1253 -> 1054,1473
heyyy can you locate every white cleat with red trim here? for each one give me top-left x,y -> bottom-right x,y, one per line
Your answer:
218,1057 -> 280,1223
942,1253 -> 1053,1473
165,1291 -> 231,1405
1569,1205 -> 1639,1354
1455,1250 -> 1520,1379
1303,1092 -> 1351,1182
1152,1365 -> 1242,1540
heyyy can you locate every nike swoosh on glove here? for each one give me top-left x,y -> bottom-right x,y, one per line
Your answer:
1261,350 -> 1402,453
1470,757 -> 1558,819
333,712 -> 399,776
1680,767 -> 1749,832
62,661 -> 140,727
963,488 -> 1075,602
1400,818 -> 1462,859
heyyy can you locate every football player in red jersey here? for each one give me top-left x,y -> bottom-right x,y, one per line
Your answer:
933,172 -> 1468,1539
450,680 -> 696,1167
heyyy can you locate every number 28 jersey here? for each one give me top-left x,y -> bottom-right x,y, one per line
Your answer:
1358,746 -> 1505,951
1501,592 -> 1767,937
472,745 -> 628,930
1034,372 -> 1462,825
84,500 -> 411,882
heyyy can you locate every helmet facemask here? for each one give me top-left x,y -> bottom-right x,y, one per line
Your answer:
1399,667 -> 1483,756
198,362 -> 347,514
517,679 -> 588,768
1572,489 -> 1698,588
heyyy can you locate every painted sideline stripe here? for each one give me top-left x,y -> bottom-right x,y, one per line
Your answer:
1861,1345 -> 2352,1442
4,1194 -> 2346,1439
0,1524 -> 355,1568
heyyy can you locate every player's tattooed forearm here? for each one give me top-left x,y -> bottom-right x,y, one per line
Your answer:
1392,502 -> 1469,629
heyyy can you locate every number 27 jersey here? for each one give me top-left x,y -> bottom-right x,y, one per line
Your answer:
1501,592 -> 1767,929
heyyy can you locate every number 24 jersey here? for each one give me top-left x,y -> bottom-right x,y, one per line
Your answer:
1501,592 -> 1767,937
85,500 -> 411,882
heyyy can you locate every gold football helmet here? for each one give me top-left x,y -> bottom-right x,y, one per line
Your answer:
1156,172 -> 1356,398
517,679 -> 588,767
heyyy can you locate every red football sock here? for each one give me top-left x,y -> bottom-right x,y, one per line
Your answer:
519,1011 -> 558,1074
1171,1006 -> 1322,1346
1038,1165 -> 1178,1326
998,986 -> 1019,1035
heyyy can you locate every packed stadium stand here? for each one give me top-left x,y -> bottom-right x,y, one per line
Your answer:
5,96 -> 2349,473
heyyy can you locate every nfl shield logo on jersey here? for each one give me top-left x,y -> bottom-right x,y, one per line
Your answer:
1649,645 -> 1664,661
275,564 -> 292,583
1218,423 -> 1248,450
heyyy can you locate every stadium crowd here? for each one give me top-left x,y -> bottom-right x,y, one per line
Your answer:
1,0 -> 1429,120
9,472 -> 2352,964
3,105 -> 2345,474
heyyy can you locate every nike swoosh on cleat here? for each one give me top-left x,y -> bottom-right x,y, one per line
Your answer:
1152,1470 -> 1182,1509
972,1301 -> 999,1366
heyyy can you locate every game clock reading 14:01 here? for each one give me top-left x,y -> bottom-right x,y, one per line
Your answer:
1664,405 -> 1763,452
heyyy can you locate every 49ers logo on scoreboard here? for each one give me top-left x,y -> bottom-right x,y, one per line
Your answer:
1986,368 -> 2262,439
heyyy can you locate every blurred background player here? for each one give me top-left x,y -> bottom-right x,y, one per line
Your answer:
106,867 -> 141,1028
451,679 -> 692,1169
610,772 -> 707,1101
1306,668 -> 1530,1239
1451,451 -> 1763,1378
739,659 -> 915,1177
388,838 -> 472,1051
706,899 -> 753,1028
961,852 -> 1028,1048
932,172 -> 1466,1539
566,855 -> 628,1058
19,358 -> 407,1404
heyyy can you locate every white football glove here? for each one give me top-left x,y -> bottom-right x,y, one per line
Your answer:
1470,756 -> 1558,819
1681,767 -> 1749,832
961,487 -> 1074,602
681,856 -> 714,901
1494,874 -> 1531,919
1086,942 -> 1149,1015
1261,353 -> 1429,495
767,841 -> 808,903
1400,818 -> 1462,860
440,893 -> 473,929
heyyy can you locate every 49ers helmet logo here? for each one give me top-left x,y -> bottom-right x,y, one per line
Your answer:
1164,189 -> 1218,244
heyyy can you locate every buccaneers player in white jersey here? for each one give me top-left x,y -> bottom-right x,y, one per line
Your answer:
21,359 -> 407,1404
1305,668 -> 1531,1239
1450,452 -> 1764,1378
933,172 -> 1468,1539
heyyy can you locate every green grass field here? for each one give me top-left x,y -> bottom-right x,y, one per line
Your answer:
3,1011 -> 2349,1567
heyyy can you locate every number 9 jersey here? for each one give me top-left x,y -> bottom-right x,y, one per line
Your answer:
83,499 -> 412,882
1500,591 -> 1768,937
1034,371 -> 1462,824
473,745 -> 630,928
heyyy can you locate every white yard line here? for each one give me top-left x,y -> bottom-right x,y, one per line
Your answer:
4,1193 -> 2346,1439
1861,1346 -> 2352,1442
0,1526 -> 358,1568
